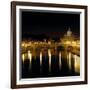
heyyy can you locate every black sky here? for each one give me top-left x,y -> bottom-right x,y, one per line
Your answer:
21,10 -> 80,40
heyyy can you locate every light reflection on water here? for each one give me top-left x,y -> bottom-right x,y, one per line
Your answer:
21,49 -> 80,78
74,55 -> 80,73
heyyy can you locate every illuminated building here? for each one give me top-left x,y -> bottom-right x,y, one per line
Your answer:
61,27 -> 80,48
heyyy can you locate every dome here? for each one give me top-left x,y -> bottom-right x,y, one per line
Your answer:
67,27 -> 72,36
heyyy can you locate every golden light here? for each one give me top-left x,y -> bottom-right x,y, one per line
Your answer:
68,52 -> 71,70
59,52 -> 62,69
22,54 -> 25,62
72,41 -> 76,46
48,49 -> 51,56
27,42 -> 31,46
48,49 -> 51,72
27,50 -> 32,70
65,41 -> 71,45
40,51 -> 42,71
48,41 -> 51,45
25,43 -> 28,48
28,50 -> 32,61
21,43 -> 25,47
74,55 -> 80,73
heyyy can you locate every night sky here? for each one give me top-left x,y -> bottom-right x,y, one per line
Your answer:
21,10 -> 80,41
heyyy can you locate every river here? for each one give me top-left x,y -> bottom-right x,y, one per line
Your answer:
21,48 -> 80,78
